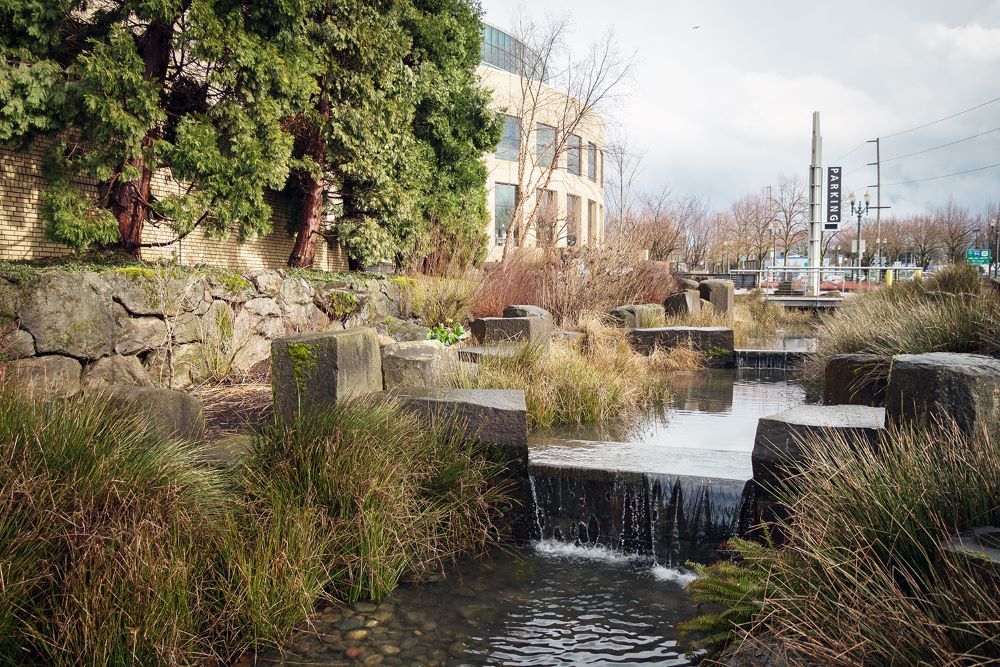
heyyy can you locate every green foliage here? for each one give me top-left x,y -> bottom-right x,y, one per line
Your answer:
427,319 -> 469,346
679,538 -> 772,659
1,0 -> 315,252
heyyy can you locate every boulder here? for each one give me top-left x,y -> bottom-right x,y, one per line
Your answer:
82,355 -> 153,393
885,352 -> 1000,439
1,355 -> 81,398
381,316 -> 430,342
1,328 -> 35,359
252,270 -> 283,297
823,353 -> 890,406
171,312 -> 203,344
470,316 -> 551,347
144,343 -> 205,389
115,386 -> 205,442
392,387 -> 530,539
664,290 -> 702,317
748,404 -> 886,538
243,297 -> 281,318
609,304 -> 666,328
271,327 -> 382,422
382,340 -> 455,389
679,278 -> 701,290
698,279 -> 735,316
107,270 -> 206,317
627,326 -> 734,367
18,272 -> 115,359
206,274 -> 257,303
115,315 -> 167,355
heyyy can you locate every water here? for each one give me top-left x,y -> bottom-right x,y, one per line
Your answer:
260,545 -> 698,666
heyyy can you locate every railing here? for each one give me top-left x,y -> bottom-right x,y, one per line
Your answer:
721,266 -> 924,293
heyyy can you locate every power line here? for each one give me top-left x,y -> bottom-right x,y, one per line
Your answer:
881,95 -> 1000,139
880,162 -> 1000,187
881,127 -> 1000,163
831,142 -> 866,165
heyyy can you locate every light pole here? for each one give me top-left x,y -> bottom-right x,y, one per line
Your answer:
991,218 -> 998,279
848,191 -> 870,283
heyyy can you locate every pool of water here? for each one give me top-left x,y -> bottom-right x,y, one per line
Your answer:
259,543 -> 698,666
530,368 -> 806,479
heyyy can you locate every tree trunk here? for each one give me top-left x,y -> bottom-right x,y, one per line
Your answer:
105,22 -> 172,258
288,94 -> 330,268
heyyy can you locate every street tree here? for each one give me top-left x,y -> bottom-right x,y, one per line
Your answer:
0,0 -> 314,256
770,174 -> 808,266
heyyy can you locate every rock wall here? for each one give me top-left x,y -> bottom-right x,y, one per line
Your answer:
0,268 -> 408,393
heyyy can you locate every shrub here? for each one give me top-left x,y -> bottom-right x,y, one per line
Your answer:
683,421 -> 1000,664
797,264 -> 999,397
242,397 -> 504,602
410,276 -> 481,327
455,315 -> 691,429
471,247 -> 678,326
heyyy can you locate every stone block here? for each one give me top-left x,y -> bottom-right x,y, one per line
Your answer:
664,290 -> 702,316
609,304 -> 666,328
627,326 -> 735,367
382,339 -> 455,389
823,353 -> 890,406
885,352 -> 1000,439
115,386 -> 205,442
502,304 -> 553,324
1,355 -> 81,398
381,316 -> 430,342
470,316 -> 551,346
679,278 -> 701,290
18,272 -> 115,359
115,315 -> 167,355
271,328 -> 382,422
698,279 -> 735,316
393,387 -> 529,539
456,342 -> 521,363
82,355 -> 153,393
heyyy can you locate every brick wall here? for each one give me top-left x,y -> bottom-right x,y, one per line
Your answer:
0,140 -> 349,273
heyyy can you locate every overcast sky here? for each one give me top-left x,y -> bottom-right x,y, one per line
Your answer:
483,0 -> 1000,218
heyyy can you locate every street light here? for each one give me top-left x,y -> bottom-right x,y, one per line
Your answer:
848,191 -> 870,283
991,218 -> 999,279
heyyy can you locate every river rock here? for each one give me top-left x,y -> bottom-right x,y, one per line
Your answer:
81,355 -> 153,393
271,328 -> 383,422
115,386 -> 205,442
470,316 -> 551,347
664,290 -> 702,317
18,272 -> 115,359
2,328 -> 35,359
823,353 -> 890,406
0,355 -> 81,398
382,340 -> 454,389
115,315 -> 167,355
698,279 -> 735,316
627,326 -> 734,367
885,352 -> 1000,439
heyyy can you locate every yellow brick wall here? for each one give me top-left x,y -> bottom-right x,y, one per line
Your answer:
0,140 -> 349,273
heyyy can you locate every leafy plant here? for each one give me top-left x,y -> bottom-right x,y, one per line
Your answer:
427,319 -> 469,346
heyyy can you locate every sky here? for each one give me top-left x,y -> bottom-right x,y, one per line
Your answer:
482,0 -> 1000,218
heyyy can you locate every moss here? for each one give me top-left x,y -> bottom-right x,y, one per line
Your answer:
327,291 -> 359,320
389,276 -> 416,290
706,346 -> 732,358
204,270 -> 253,293
286,342 -> 319,394
107,266 -> 157,281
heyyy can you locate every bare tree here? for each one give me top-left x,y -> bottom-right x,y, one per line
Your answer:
500,16 -> 633,258
936,196 -> 978,263
604,128 -> 646,232
728,192 -> 772,267
770,174 -> 808,266
904,214 -> 943,268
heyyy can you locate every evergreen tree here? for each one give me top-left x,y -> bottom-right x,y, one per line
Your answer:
0,0 -> 314,256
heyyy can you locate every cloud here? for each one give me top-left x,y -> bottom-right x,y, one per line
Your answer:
921,22 -> 1000,61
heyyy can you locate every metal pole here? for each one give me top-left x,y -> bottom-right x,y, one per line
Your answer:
856,210 -> 862,284
807,112 -> 822,297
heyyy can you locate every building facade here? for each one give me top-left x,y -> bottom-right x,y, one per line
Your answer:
478,24 -> 606,262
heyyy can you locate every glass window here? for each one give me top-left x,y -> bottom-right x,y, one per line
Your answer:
567,134 -> 581,175
566,194 -> 581,246
587,142 -> 597,180
495,184 -> 518,245
496,115 -> 520,161
588,199 -> 597,245
536,123 -> 555,169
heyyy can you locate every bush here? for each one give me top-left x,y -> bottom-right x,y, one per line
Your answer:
410,276 -> 481,327
455,315 -> 693,429
797,264 -> 999,397
683,421 -> 1000,664
471,248 -> 677,326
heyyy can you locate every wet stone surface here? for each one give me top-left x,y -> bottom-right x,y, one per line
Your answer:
256,547 -> 697,666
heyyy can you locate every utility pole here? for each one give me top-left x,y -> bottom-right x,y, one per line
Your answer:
867,138 -> 882,273
807,112 -> 822,297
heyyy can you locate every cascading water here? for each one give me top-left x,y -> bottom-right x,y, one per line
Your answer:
734,349 -> 809,370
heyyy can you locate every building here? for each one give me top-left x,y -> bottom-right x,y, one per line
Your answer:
478,24 -> 606,261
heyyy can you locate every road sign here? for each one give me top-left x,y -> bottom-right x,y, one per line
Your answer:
851,239 -> 866,253
825,167 -> 842,231
966,249 -> 991,266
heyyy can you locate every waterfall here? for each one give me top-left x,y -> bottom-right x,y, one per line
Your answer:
734,349 -> 809,370
528,463 -> 747,565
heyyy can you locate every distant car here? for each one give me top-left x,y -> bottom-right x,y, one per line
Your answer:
823,274 -> 844,284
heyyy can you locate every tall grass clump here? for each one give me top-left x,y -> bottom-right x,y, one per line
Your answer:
471,247 -> 677,325
682,421 -> 1000,664
0,385 -> 230,664
799,263 -> 999,396
242,397 -> 504,603
456,315 -> 689,429
663,290 -> 813,347
409,276 -> 481,327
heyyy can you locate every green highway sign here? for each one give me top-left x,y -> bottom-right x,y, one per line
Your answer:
966,249 -> 991,265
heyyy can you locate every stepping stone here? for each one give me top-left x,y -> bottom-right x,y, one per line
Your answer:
609,303 -> 666,328
698,279 -> 735,316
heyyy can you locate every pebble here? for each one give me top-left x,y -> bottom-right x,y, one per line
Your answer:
345,629 -> 370,641
448,641 -> 466,658
338,617 -> 364,631
380,644 -> 401,656
400,637 -> 419,650
354,601 -> 378,613
345,646 -> 366,659
371,609 -> 394,622
364,618 -> 380,628
421,621 -> 438,632
363,655 -> 384,665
